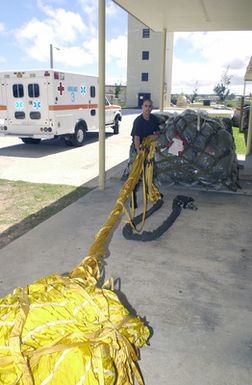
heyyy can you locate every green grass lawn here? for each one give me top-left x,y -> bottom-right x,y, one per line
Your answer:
0,180 -> 92,248
232,126 -> 247,155
208,112 -> 233,118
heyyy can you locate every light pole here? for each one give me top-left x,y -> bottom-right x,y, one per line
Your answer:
49,44 -> 60,69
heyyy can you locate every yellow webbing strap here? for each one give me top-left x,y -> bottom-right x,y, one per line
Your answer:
0,138 -> 159,385
123,157 -> 147,234
70,138 -> 161,282
8,287 -> 33,385
122,139 -> 161,234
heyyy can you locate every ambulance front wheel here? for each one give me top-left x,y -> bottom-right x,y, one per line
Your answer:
71,124 -> 86,147
113,117 -> 120,135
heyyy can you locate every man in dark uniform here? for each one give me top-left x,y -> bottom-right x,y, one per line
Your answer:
131,97 -> 160,155
121,97 -> 161,180
122,97 -> 161,207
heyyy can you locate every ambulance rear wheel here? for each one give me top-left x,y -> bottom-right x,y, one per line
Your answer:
71,124 -> 86,147
64,138 -> 74,146
21,138 -> 41,144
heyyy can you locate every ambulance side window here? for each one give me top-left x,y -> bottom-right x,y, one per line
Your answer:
13,84 -> 24,98
28,84 -> 40,98
90,86 -> 95,98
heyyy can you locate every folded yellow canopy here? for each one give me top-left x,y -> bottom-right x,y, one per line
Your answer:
0,139 -> 161,385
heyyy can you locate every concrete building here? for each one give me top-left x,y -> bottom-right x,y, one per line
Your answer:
126,15 -> 173,108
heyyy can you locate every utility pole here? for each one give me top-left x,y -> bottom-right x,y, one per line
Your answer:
50,44 -> 60,69
50,44 -> 53,69
98,0 -> 106,190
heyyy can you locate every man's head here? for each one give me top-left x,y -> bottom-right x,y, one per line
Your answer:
142,98 -> 153,119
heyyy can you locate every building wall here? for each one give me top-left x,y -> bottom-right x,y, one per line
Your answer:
127,15 -> 162,108
127,15 -> 173,109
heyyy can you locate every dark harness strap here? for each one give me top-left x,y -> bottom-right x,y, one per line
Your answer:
123,195 -> 197,242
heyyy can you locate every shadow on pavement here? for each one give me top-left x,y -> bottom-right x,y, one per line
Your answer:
0,132 -> 114,159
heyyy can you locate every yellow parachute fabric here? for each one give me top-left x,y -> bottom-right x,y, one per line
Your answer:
0,139 -> 161,385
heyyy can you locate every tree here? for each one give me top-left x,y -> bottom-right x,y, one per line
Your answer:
115,83 -> 121,98
191,81 -> 198,103
213,67 -> 232,102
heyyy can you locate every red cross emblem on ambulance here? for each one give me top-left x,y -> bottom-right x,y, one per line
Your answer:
57,82 -> 65,95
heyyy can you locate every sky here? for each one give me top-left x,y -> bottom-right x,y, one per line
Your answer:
0,0 -> 251,96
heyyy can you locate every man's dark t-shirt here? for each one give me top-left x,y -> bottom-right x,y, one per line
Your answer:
131,114 -> 160,144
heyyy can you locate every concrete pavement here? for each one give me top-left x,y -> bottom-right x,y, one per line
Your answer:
0,154 -> 252,385
0,113 -> 136,186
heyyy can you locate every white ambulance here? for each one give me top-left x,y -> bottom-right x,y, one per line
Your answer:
0,69 -> 122,146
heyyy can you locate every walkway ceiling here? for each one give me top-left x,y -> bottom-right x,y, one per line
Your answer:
113,0 -> 252,32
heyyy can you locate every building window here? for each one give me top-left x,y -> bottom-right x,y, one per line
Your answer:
90,86 -> 96,98
142,28 -> 150,38
142,51 -> 149,60
141,72 -> 149,82
13,84 -> 24,98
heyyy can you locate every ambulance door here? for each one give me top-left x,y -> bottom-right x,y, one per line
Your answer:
25,76 -> 49,131
0,78 -> 7,122
105,97 -> 113,124
5,77 -> 27,130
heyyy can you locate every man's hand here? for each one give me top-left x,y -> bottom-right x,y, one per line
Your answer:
149,132 -> 160,141
134,135 -> 141,153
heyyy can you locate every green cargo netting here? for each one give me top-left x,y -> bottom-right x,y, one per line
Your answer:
154,109 -> 239,191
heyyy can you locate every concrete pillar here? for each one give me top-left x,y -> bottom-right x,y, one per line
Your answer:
159,29 -> 166,112
165,32 -> 174,108
246,98 -> 252,155
98,0 -> 106,190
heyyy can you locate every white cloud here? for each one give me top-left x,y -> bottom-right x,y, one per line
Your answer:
106,1 -> 118,17
173,31 -> 252,94
106,35 -> 127,68
188,32 -> 250,64
172,59 -> 210,94
0,23 -> 7,65
82,37 -> 98,59
228,58 -> 245,70
56,45 -> 95,68
78,0 -> 98,36
45,9 -> 85,44
16,8 -> 86,46
14,3 -> 97,67
13,1 -> 127,78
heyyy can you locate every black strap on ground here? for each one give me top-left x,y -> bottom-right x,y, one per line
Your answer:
123,195 -> 197,242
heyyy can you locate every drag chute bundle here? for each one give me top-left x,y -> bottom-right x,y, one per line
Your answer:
154,109 -> 239,191
0,139 -> 161,385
